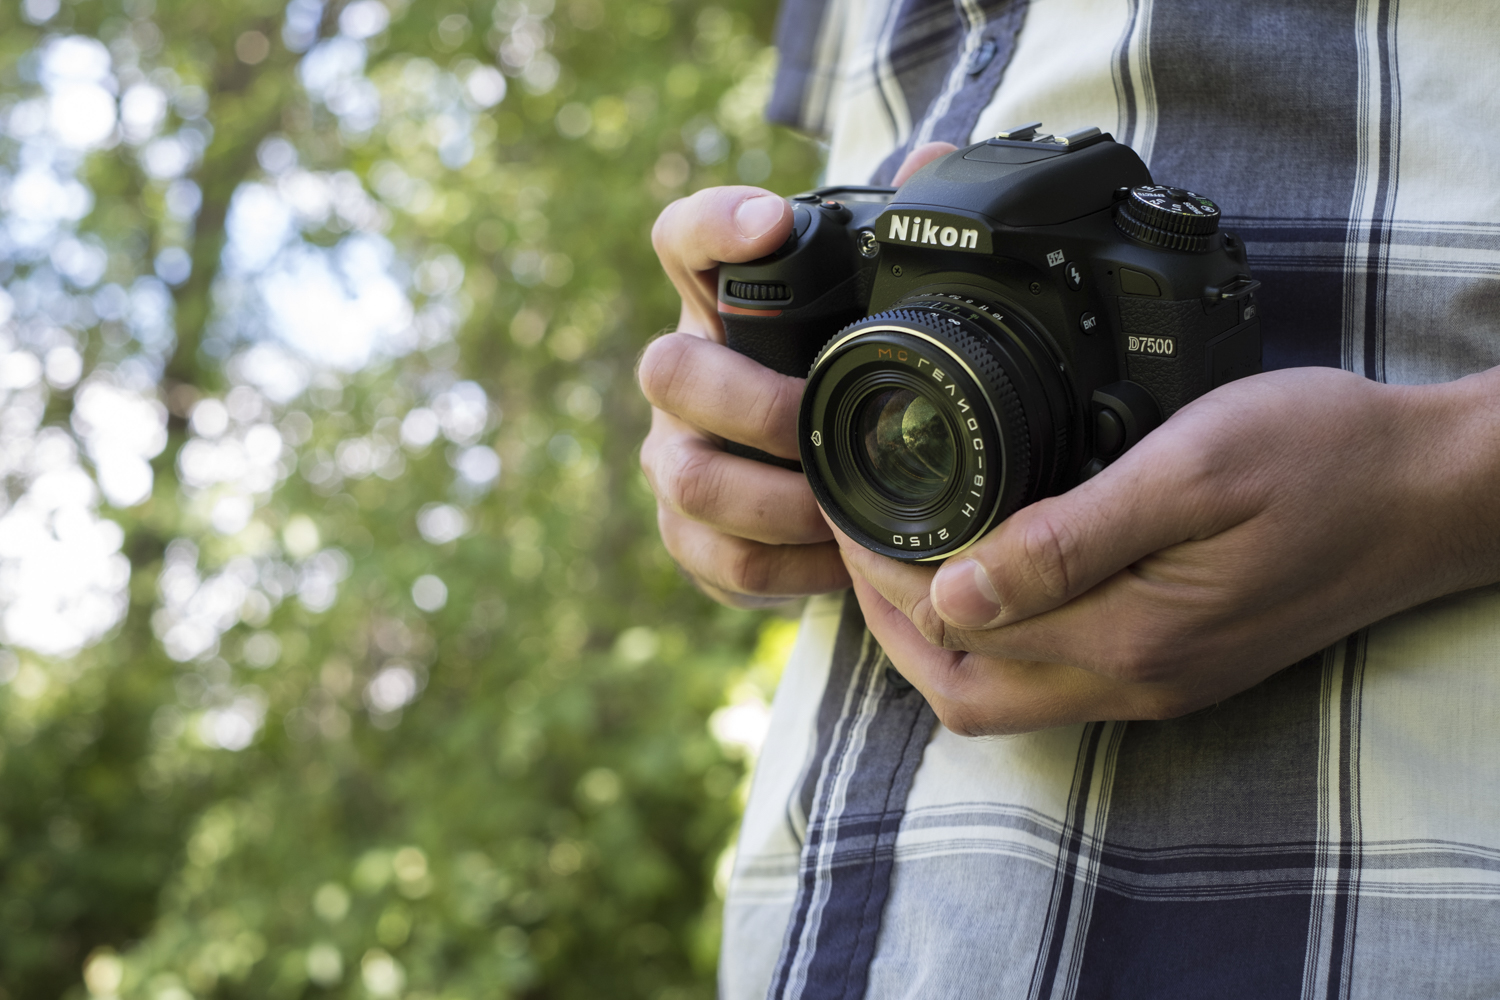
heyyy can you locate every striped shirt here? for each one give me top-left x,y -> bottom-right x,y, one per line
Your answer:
722,2 -> 1500,998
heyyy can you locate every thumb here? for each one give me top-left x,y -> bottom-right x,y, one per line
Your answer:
927,459 -> 1215,629
652,186 -> 793,279
893,141 -> 958,185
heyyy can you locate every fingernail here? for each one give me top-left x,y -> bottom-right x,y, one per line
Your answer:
931,559 -> 1003,628
734,194 -> 786,240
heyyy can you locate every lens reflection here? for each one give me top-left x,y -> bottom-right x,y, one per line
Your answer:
858,388 -> 955,503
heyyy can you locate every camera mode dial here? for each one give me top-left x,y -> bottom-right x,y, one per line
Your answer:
1115,185 -> 1220,253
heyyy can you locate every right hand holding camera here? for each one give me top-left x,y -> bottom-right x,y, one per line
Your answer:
639,146 -> 956,607
638,185 -> 850,606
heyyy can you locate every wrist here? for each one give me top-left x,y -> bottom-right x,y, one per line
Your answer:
1398,366 -> 1500,593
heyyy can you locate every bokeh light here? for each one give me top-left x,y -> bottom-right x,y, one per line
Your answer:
0,0 -> 822,995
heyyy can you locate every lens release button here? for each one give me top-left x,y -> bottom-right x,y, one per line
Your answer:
1095,408 -> 1126,458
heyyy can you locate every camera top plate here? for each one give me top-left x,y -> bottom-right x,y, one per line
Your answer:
885,128 -> 1151,230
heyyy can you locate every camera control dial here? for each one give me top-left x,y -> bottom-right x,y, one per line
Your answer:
1115,185 -> 1220,252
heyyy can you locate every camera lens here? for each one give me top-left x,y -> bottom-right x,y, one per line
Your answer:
799,294 -> 1069,562
857,388 -> 955,503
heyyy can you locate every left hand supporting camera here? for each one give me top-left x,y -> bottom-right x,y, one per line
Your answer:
834,364 -> 1500,735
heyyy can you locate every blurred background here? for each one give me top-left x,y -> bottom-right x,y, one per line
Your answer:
0,0 -> 822,996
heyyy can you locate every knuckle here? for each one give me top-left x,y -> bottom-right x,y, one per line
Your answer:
1108,634 -> 1176,686
638,435 -> 658,484
1014,511 -> 1078,603
662,442 -> 725,522
930,698 -> 987,738
640,430 -> 682,505
748,373 -> 802,451
721,540 -> 776,595
1139,689 -> 1198,721
910,660 -> 981,733
655,505 -> 683,554
656,509 -> 705,585
906,594 -> 953,650
1162,434 -> 1235,511
639,426 -> 679,498
650,198 -> 688,259
636,333 -> 692,409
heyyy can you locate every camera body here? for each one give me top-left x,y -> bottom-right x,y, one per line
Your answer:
718,125 -> 1261,562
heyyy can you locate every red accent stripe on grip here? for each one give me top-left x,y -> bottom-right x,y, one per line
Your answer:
718,301 -> 784,317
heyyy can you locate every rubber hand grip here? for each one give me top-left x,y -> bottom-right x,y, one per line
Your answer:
720,308 -> 862,470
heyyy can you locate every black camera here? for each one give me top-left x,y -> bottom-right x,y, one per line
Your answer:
718,123 -> 1262,563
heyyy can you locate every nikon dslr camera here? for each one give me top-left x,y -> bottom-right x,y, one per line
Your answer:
718,123 -> 1262,562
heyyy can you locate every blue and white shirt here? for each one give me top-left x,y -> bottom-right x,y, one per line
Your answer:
721,2 -> 1500,998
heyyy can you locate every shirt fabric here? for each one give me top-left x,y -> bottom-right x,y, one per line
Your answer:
722,2 -> 1500,998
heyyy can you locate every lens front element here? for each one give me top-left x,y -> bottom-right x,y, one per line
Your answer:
800,298 -> 1057,562
859,388 -> 956,504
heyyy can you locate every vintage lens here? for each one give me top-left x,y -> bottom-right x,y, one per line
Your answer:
799,294 -> 1068,562
857,388 -> 955,503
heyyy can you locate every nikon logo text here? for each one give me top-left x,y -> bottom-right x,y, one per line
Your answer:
886,215 -> 980,250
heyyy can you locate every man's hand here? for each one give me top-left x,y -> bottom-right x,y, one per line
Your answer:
638,185 -> 847,606
836,365 -> 1500,735
640,145 -> 954,606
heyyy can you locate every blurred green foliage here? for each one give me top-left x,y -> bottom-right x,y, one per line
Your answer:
0,0 -> 820,996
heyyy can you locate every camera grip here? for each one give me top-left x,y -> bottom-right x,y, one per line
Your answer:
721,311 -> 827,379
1117,296 -> 1261,416
720,310 -> 843,471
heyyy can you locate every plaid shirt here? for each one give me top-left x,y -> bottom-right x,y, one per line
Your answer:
722,1 -> 1500,998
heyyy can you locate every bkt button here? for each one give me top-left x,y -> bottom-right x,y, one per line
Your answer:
1065,261 -> 1084,289
1079,311 -> 1098,334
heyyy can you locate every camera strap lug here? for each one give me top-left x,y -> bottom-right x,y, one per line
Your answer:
1204,276 -> 1261,306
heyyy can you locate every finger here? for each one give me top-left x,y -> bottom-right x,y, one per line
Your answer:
834,508 -> 1171,672
846,571 -> 1162,734
660,508 -> 849,603
826,519 -> 957,642
892,142 -> 958,186
638,332 -> 804,459
928,438 -> 1251,630
642,411 -> 831,545
652,187 -> 793,332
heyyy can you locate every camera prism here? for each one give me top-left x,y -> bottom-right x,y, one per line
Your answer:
717,125 -> 1262,562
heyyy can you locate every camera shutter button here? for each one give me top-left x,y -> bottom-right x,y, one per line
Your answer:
820,200 -> 852,223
